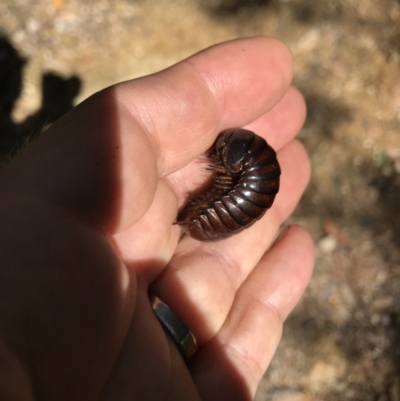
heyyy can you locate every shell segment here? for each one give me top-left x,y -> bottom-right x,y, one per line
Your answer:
176,128 -> 280,241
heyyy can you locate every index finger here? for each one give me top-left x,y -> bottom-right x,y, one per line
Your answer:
115,36 -> 293,175
1,37 -> 294,233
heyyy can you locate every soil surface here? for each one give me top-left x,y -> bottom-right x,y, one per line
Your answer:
1,1 -> 400,400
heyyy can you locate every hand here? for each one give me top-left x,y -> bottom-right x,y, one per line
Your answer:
0,37 -> 314,401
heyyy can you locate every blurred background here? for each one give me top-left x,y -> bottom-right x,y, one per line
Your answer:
1,0 -> 400,400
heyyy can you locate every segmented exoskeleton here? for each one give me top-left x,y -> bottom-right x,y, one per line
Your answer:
176,128 -> 281,241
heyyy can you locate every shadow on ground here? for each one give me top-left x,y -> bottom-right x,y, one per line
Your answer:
0,34 -> 81,164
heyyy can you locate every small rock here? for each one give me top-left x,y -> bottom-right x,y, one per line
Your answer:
309,360 -> 345,391
318,235 -> 337,254
27,17 -> 40,34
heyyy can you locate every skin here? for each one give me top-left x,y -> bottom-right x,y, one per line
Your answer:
0,37 -> 314,401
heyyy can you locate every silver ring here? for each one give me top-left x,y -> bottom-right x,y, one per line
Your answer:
150,295 -> 198,361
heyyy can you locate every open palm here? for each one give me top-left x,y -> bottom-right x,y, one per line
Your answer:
0,37 -> 314,401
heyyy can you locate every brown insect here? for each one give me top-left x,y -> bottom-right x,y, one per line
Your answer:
176,128 -> 281,241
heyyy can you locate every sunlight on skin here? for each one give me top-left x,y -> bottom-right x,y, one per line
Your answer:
0,37 -> 314,401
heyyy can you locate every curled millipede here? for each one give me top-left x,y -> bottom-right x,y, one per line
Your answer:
176,128 -> 281,241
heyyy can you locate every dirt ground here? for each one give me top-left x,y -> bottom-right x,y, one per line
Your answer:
1,0 -> 400,400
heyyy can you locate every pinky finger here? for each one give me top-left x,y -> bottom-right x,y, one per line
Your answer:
189,225 -> 314,401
